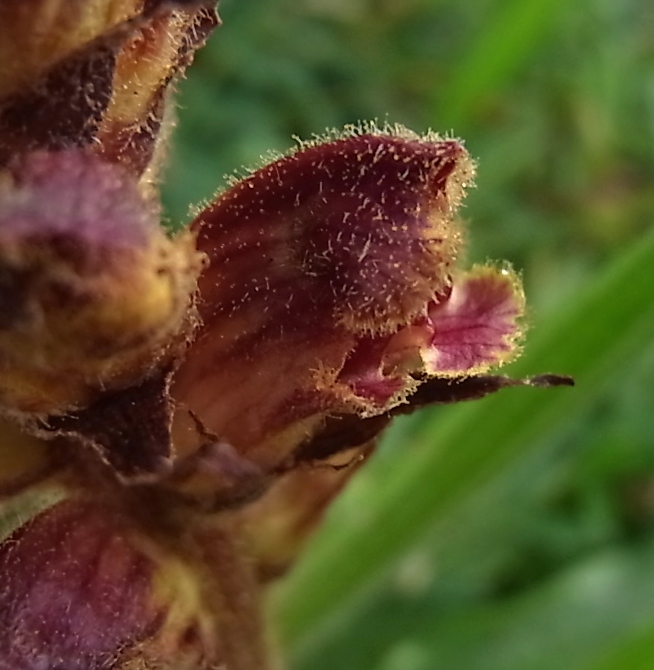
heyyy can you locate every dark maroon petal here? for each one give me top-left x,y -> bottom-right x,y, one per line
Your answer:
0,33 -> 115,165
43,371 -> 175,481
291,413 -> 391,464
0,494 -> 271,670
192,129 -> 469,334
173,127 -> 474,470
0,500 -> 159,670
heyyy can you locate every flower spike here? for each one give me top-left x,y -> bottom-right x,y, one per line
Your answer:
0,5 -> 573,668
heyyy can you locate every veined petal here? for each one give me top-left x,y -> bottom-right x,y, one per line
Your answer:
0,499 -> 160,670
172,125 -> 477,469
370,264 -> 526,381
423,264 -> 525,374
0,497 -> 270,670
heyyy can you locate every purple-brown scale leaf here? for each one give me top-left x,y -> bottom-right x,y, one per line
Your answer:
0,499 -> 159,670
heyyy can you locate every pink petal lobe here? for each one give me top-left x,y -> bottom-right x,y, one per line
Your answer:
425,265 -> 525,373
385,264 -> 526,377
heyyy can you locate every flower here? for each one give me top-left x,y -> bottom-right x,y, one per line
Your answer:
0,3 -> 573,668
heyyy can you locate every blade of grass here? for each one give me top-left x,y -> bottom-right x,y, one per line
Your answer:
274,228 -> 654,652
305,540 -> 654,670
437,0 -> 571,129
388,540 -> 654,670
583,623 -> 654,670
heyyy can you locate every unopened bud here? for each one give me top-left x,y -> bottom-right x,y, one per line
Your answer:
0,1 -> 219,182
0,150 -> 201,414
0,497 -> 267,670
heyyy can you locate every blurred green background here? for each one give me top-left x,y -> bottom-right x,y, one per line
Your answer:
163,1 -> 654,668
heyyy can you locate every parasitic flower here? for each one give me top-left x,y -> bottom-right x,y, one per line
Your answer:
0,3 -> 573,669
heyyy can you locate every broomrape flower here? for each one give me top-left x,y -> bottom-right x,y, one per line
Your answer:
0,2 -> 572,668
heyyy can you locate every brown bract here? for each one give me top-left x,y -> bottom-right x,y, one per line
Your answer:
0,0 -> 219,188
0,4 -> 573,669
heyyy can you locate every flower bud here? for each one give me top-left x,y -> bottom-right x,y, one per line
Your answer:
0,1 -> 219,183
0,497 -> 268,669
0,499 -> 159,670
0,0 -> 141,99
0,150 -> 201,414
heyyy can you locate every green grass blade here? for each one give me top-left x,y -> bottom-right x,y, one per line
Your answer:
437,0 -> 571,128
388,540 -> 654,670
583,623 -> 654,670
296,538 -> 654,670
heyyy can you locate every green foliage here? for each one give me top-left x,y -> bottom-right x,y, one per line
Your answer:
163,0 -> 654,668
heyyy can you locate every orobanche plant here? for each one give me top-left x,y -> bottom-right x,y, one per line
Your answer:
0,2 -> 571,669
